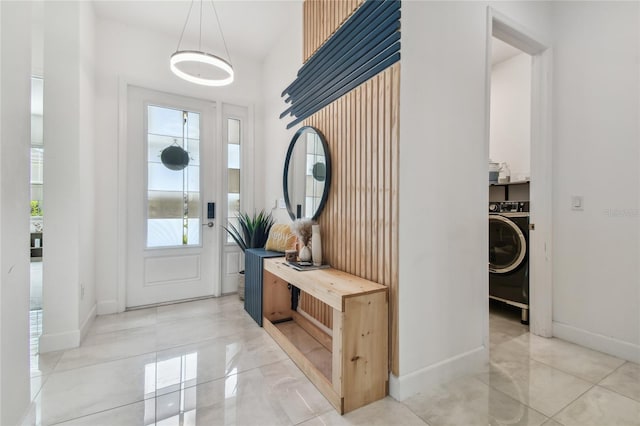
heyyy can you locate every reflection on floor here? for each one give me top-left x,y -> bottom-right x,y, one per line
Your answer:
30,260 -> 43,311
23,296 -> 640,425
30,309 -> 43,363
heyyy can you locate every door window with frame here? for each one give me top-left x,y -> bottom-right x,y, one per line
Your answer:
146,105 -> 201,248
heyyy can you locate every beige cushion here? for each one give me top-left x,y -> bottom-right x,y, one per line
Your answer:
265,224 -> 297,252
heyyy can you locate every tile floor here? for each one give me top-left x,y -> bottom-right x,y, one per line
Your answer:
23,297 -> 640,426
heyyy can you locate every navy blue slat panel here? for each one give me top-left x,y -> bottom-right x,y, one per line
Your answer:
281,0 -> 386,96
282,29 -> 400,119
284,22 -> 400,118
281,0 -> 401,127
286,51 -> 401,129
283,0 -> 398,97
284,9 -> 401,105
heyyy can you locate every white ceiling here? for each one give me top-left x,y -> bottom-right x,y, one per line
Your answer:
492,37 -> 523,66
93,0 -> 300,61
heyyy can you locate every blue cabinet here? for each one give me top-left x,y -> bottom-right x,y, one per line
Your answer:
244,248 -> 283,326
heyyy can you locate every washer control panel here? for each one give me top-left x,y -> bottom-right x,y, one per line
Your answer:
489,201 -> 530,213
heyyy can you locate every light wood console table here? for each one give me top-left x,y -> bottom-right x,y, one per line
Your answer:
262,258 -> 388,414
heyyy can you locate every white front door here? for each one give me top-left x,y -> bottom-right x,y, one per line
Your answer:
126,86 -> 220,308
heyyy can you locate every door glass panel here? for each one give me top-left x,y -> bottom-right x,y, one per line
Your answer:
226,118 -> 241,243
147,105 -> 201,248
489,219 -> 522,269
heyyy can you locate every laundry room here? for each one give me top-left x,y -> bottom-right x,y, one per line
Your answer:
488,36 -> 533,332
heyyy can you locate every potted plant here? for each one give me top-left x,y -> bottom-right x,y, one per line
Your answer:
224,210 -> 275,300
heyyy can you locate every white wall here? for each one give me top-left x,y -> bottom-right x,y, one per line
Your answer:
94,16 -> 264,313
40,1 -> 97,352
0,2 -> 32,423
490,52 -> 531,181
78,2 -> 97,337
259,2 -> 303,224
551,1 -> 640,362
394,1 -> 552,400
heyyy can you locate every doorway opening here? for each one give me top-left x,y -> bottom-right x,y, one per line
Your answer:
30,76 -> 44,371
485,8 -> 554,345
488,36 -> 532,333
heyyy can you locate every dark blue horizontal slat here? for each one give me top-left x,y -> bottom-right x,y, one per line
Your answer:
286,31 -> 401,118
280,0 -> 401,127
286,51 -> 401,129
285,18 -> 401,112
288,44 -> 400,119
284,8 -> 401,103
281,0 -> 394,96
283,0 -> 398,97
296,0 -> 390,75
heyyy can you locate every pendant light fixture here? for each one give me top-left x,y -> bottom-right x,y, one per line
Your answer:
170,0 -> 234,87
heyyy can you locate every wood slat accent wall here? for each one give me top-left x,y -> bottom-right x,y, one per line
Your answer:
303,0 -> 365,62
302,63 -> 400,374
300,0 -> 400,375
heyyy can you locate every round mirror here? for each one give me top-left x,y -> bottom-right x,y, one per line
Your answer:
283,126 -> 331,221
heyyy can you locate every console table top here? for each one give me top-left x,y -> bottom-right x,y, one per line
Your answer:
263,258 -> 387,311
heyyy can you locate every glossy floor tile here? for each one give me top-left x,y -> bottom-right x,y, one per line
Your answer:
90,307 -> 158,335
553,386 -> 640,426
35,353 -> 156,425
55,325 -> 157,372
260,359 -> 334,424
154,368 -> 293,426
600,362 -> 640,402
154,328 -> 288,396
507,333 -> 626,383
405,376 -> 548,426
300,397 -> 427,426
22,297 -> 639,426
478,357 -> 592,417
56,400 -> 156,426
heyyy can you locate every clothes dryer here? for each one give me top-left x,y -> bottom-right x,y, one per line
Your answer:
489,201 -> 530,323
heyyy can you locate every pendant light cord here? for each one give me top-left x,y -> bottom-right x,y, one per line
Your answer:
176,0 -> 195,52
198,0 -> 203,51
210,0 -> 232,64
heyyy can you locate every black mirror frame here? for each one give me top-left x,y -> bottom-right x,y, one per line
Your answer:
283,126 -> 332,221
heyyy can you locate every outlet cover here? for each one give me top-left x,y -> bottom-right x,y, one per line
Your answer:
571,196 -> 584,211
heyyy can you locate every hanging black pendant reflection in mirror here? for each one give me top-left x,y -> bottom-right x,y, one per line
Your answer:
161,145 -> 190,171
312,162 -> 326,182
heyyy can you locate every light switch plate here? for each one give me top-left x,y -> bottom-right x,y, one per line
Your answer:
277,198 -> 286,209
571,196 -> 584,211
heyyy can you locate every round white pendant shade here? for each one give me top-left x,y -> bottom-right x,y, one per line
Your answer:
170,50 -> 234,87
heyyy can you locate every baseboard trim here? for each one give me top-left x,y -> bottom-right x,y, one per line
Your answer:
96,299 -> 120,315
39,329 -> 80,353
80,304 -> 96,342
553,321 -> 640,363
389,345 -> 488,401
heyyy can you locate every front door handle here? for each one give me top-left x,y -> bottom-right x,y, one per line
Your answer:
202,221 -> 214,228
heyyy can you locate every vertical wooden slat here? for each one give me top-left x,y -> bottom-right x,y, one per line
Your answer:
371,76 -> 378,284
377,72 -> 385,284
367,80 -> 374,281
360,85 -> 366,277
390,64 -> 400,375
304,1 -> 308,61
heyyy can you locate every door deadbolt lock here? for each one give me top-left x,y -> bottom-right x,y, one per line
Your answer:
529,223 -> 535,231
